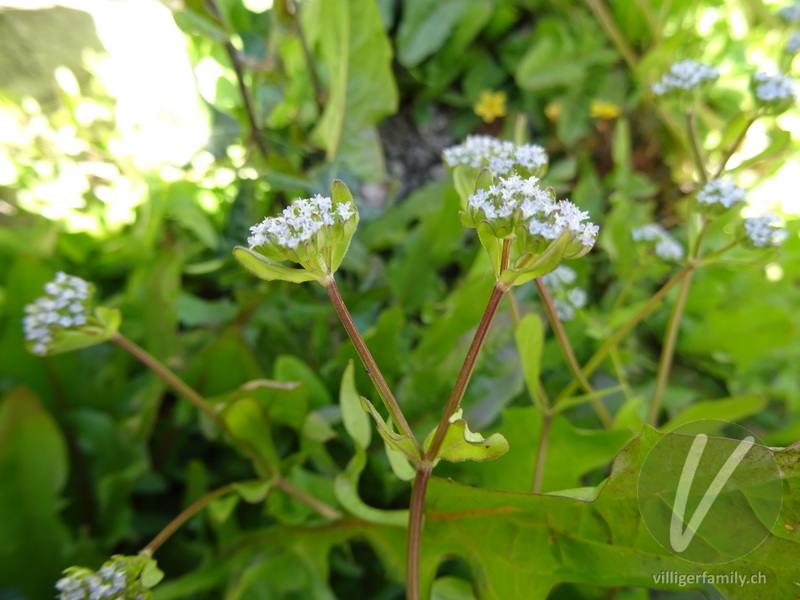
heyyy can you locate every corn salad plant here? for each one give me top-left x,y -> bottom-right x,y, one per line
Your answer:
3,1 -> 800,599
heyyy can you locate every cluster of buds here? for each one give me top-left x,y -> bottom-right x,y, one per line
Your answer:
23,272 -> 92,355
461,172 -> 598,285
652,59 -> 719,96
632,224 -> 685,262
752,71 -> 796,111
443,135 -> 548,178
695,178 -> 747,214
743,212 -> 789,247
56,555 -> 162,600
235,181 -> 359,283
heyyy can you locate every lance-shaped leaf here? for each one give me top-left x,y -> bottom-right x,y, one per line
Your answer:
424,409 -> 509,463
360,397 -> 421,466
233,246 -> 323,284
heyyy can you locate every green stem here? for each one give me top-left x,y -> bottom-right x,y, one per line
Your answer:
712,114 -> 759,179
647,268 -> 695,425
532,411 -> 552,494
406,465 -> 432,600
534,279 -> 613,428
685,109 -> 708,184
323,278 -> 420,451
110,332 -> 341,520
554,264 -> 692,405
424,283 -> 508,462
142,482 -> 240,555
584,0 -> 638,70
204,0 -> 269,161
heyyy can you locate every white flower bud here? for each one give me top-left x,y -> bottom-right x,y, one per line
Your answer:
632,224 -> 685,261
652,60 -> 719,96
443,135 -> 548,178
23,272 -> 92,356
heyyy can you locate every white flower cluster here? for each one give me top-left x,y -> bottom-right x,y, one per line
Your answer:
632,223 -> 685,261
652,60 -> 719,95
443,135 -> 548,177
695,178 -> 747,209
778,3 -> 800,22
56,561 -> 129,600
468,175 -> 599,248
23,272 -> 91,356
753,71 -> 796,102
744,212 -> 789,247
541,265 -> 588,321
786,31 -> 800,53
247,194 -> 355,250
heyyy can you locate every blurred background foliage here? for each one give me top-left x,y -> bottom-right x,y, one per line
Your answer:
1,0 -> 799,598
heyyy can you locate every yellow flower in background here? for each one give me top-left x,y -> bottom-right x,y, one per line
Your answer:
474,90 -> 507,123
544,101 -> 562,121
589,100 -> 621,120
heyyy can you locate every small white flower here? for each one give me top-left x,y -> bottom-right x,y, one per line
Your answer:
652,60 -> 719,96
466,175 -> 598,254
778,3 -> 800,23
23,272 -> 91,356
443,135 -> 548,177
632,223 -> 685,261
744,212 -> 789,247
247,194 -> 355,250
786,31 -> 800,53
696,178 -> 747,209
541,265 -> 577,288
753,71 -> 796,102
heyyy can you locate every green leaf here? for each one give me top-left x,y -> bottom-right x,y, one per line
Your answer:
340,360 -> 371,448
234,480 -> 273,503
208,494 -> 239,524
233,246 -> 322,284
141,556 -> 165,588
306,0 -> 397,180
360,397 -> 421,465
663,395 -> 766,431
452,164 -> 475,205
425,409 -> 509,463
396,0 -> 468,67
0,388 -> 69,598
334,446 -> 409,526
223,397 -> 280,476
515,313 -> 544,409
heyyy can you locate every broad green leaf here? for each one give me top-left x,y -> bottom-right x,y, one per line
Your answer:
233,246 -> 322,284
0,388 -> 69,598
141,557 -> 165,588
514,313 -> 544,410
361,397 -> 421,465
234,480 -> 273,503
663,395 -> 766,431
680,301 -> 793,370
334,446 -> 409,526
223,397 -> 280,477
396,0 -> 468,67
452,164 -> 475,205
340,360 -> 371,448
306,0 -> 397,180
274,355 -> 332,409
415,427 -> 800,599
208,494 -> 239,524
432,576 -> 478,600
424,410 -> 509,463
459,406 -> 632,493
